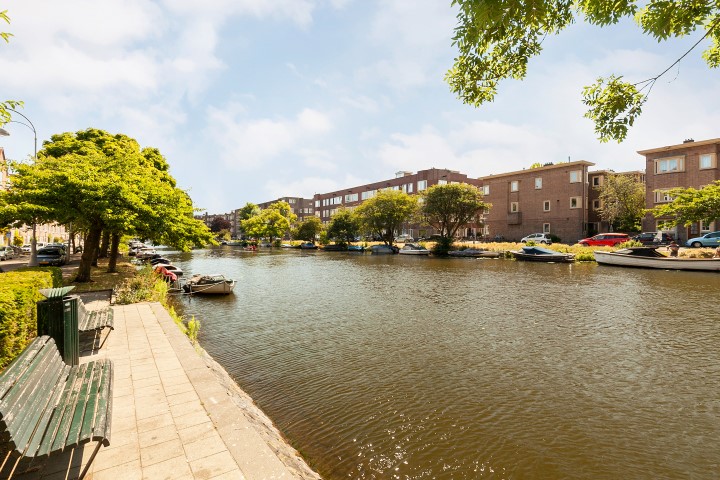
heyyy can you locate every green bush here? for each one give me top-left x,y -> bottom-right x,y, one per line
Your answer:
16,266 -> 63,287
0,270 -> 55,370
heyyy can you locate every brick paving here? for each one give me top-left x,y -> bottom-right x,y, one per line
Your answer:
8,302 -> 306,480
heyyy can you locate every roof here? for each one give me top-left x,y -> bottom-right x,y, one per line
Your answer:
478,160 -> 595,181
637,138 -> 720,155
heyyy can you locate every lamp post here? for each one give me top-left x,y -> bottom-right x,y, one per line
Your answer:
2,108 -> 40,266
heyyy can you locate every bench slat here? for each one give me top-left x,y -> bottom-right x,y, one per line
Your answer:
66,362 -> 99,449
91,361 -> 112,445
79,361 -> 112,446
46,363 -> 90,454
0,337 -> 50,400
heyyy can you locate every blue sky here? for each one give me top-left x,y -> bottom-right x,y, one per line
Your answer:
1,1 -> 719,213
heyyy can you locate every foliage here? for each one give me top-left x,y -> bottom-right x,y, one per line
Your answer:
324,208 -> 360,245
420,183 -> 489,254
651,181 -> 720,226
354,190 -> 419,246
187,316 -> 200,343
209,216 -> 232,232
617,240 -> 643,249
1,128 -> 215,282
293,215 -> 323,241
0,270 -> 54,370
446,0 -> 720,142
115,264 -> 165,304
241,201 -> 297,241
237,202 -> 260,221
596,173 -> 645,232
12,235 -> 22,247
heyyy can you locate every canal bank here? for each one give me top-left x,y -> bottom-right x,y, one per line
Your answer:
7,301 -> 321,479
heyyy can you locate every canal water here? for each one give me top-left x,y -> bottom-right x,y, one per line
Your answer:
165,247 -> 720,479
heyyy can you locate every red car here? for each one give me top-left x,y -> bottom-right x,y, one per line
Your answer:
578,233 -> 629,247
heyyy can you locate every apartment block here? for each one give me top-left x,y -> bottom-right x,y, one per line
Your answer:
639,137 -> 720,242
313,168 -> 481,239
587,169 -> 645,235
257,197 -> 315,223
478,161 -> 594,243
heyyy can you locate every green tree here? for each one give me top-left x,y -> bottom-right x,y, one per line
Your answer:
236,202 -> 260,238
325,208 -> 360,246
0,11 -> 21,126
420,183 -> 489,254
651,181 -> 720,228
2,129 -> 214,281
241,201 -> 297,242
293,215 -> 323,242
446,1 -> 720,142
597,174 -> 645,232
355,190 -> 418,247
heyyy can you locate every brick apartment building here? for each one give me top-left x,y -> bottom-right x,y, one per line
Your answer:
587,169 -> 645,235
639,137 -> 720,242
313,168 -> 482,239
256,197 -> 315,223
196,212 -> 239,238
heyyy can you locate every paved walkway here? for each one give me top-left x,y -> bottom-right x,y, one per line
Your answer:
10,302 -> 314,480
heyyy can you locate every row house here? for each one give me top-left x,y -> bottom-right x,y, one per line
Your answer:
639,137 -> 720,242
478,161 -> 594,244
313,168 -> 481,239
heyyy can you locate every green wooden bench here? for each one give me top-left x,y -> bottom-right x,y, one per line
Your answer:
77,297 -> 114,348
0,336 -> 113,479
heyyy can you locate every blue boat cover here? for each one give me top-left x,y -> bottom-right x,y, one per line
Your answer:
521,246 -> 558,255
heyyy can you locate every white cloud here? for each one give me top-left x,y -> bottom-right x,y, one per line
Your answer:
160,0 -> 317,27
205,106 -> 334,169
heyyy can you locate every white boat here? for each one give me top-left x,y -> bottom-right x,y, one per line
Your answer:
182,274 -> 236,294
594,247 -> 720,271
398,243 -> 430,255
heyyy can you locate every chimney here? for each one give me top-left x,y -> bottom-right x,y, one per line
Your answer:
683,138 -> 694,143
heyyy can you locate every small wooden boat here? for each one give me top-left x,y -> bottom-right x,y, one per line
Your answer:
594,247 -> 720,271
448,248 -> 500,258
371,244 -> 399,254
398,243 -> 430,255
182,274 -> 236,295
511,246 -> 575,263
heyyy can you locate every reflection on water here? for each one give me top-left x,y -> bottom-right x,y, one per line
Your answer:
166,247 -> 720,479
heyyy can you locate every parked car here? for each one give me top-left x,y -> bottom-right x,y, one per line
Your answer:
578,233 -> 629,247
632,232 -> 674,246
0,246 -> 16,261
395,234 -> 414,242
686,231 -> 720,248
21,244 -> 32,254
36,247 -> 67,266
520,233 -> 553,244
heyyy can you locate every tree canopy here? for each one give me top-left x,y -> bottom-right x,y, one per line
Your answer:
354,190 -> 418,246
420,183 -> 489,252
651,181 -> 720,227
209,216 -> 232,233
596,173 -> 645,232
324,208 -> 360,246
241,201 -> 297,242
293,215 -> 323,242
446,1 -> 720,142
1,128 -> 214,281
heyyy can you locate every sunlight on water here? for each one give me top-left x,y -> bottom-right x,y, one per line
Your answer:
166,247 -> 720,479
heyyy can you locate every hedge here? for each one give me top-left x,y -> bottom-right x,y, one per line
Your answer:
0,268 -> 60,370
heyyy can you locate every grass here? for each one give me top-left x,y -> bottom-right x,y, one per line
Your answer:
62,260 -> 137,292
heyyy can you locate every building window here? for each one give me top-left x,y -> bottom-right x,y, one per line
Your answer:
361,190 -> 376,200
482,185 -> 490,195
315,211 -> 320,217
288,198 -> 296,204
700,221 -> 713,233
510,180 -> 519,192
593,199 -> 601,210
535,178 -> 542,189
655,156 -> 684,174
345,193 -> 358,202
438,179 -> 447,185
592,176 -> 603,187
543,200 -> 551,211
418,180 -> 427,191
570,196 -> 581,208
699,153 -> 717,169
510,202 -> 519,213
543,223 -> 550,233
569,170 -> 582,183
407,183 -> 414,193
654,190 -> 674,203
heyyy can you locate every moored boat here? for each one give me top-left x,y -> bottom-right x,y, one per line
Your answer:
182,274 -> 236,295
511,246 -> 575,263
300,242 -> 318,250
371,244 -> 399,254
448,248 -> 501,258
594,247 -> 720,271
322,244 -> 347,251
347,245 -> 366,252
398,243 -> 430,255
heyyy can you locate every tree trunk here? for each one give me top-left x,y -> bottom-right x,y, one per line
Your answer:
99,230 -> 110,258
107,232 -> 120,273
75,226 -> 102,282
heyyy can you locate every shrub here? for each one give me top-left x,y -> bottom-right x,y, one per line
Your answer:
115,264 -> 165,304
0,270 -> 54,370
617,240 -> 643,249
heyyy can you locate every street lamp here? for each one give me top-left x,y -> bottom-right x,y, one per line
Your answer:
2,108 -> 40,266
